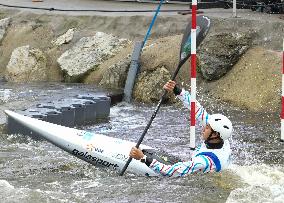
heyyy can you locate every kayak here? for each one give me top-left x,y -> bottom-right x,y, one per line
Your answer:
4,110 -> 158,176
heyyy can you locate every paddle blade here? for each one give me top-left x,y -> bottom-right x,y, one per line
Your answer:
180,15 -> 211,62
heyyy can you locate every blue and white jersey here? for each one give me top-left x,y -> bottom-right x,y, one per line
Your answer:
149,141 -> 231,177
148,89 -> 232,177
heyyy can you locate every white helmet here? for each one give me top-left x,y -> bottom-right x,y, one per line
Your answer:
208,114 -> 233,140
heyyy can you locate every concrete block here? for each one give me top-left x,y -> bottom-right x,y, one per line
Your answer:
29,108 -> 62,125
80,100 -> 96,123
37,101 -> 75,127
60,99 -> 87,126
53,101 -> 75,127
77,94 -> 110,119
36,102 -> 55,109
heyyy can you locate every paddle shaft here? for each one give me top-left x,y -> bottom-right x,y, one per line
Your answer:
119,57 -> 188,176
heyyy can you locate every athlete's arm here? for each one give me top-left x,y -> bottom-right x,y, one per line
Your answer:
175,88 -> 210,127
164,80 -> 210,126
148,155 -> 213,177
130,147 -> 218,177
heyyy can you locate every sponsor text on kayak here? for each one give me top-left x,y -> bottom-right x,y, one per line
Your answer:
72,149 -> 119,169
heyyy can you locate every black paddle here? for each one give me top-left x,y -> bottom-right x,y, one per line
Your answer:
119,15 -> 211,176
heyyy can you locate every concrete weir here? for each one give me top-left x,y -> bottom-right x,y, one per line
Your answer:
6,93 -> 112,137
124,41 -> 143,102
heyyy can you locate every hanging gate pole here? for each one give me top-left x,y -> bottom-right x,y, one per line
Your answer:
281,38 -> 284,142
189,0 -> 197,149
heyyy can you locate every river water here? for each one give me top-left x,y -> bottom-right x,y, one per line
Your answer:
0,83 -> 283,203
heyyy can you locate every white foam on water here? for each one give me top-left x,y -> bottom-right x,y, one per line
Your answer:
69,179 -> 102,200
107,103 -> 148,131
226,164 -> 284,203
70,180 -> 101,190
109,102 -> 136,117
0,89 -> 12,103
0,180 -> 71,203
46,181 -> 61,187
0,180 -> 14,193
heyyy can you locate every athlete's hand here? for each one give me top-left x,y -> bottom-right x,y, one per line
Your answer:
163,80 -> 176,93
129,147 -> 144,160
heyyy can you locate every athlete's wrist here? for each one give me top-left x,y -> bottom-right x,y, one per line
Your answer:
140,154 -> 153,167
140,154 -> 147,163
173,85 -> 182,96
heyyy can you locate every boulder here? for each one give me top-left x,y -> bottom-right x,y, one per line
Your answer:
133,67 -> 171,103
0,76 -> 6,82
52,28 -> 75,46
208,46 -> 281,112
5,45 -> 47,82
57,32 -> 129,82
0,18 -> 11,42
99,56 -> 131,89
199,32 -> 252,81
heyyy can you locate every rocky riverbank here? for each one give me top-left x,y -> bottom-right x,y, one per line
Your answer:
0,8 -> 283,113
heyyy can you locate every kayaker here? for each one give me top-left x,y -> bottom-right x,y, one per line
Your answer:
129,80 -> 233,177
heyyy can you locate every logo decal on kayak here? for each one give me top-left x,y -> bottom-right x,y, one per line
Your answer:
113,153 -> 128,162
82,132 -> 94,141
86,143 -> 104,153
72,149 -> 119,170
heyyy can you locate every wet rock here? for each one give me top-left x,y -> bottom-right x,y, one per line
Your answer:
0,76 -> 6,82
52,28 -> 75,46
5,45 -> 47,82
133,67 -> 171,103
199,32 -> 252,81
57,32 -> 129,82
208,47 -> 281,112
0,18 -> 11,42
99,56 -> 131,89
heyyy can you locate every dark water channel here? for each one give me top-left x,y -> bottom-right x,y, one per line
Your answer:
0,83 -> 283,203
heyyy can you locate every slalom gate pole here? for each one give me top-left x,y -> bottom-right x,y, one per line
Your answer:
190,0 -> 197,149
281,38 -> 284,142
233,0 -> 237,18
142,0 -> 164,48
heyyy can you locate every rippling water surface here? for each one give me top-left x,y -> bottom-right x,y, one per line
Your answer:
0,83 -> 283,203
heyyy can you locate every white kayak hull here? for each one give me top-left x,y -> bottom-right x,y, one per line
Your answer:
4,110 -> 158,176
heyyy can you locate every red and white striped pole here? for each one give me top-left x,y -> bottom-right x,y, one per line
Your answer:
190,0 -> 197,149
281,38 -> 284,142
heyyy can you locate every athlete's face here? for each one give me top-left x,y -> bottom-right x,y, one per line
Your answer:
202,124 -> 213,140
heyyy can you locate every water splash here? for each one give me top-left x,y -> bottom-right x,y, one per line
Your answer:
227,164 -> 284,203
0,89 -> 12,103
0,180 -> 14,194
